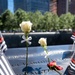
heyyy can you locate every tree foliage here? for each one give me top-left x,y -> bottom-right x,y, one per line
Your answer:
1,10 -> 17,31
31,11 -> 43,30
51,14 -> 59,31
0,9 -> 75,32
59,13 -> 74,30
14,8 -> 28,27
39,12 -> 53,31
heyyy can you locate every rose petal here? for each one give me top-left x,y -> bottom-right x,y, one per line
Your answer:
55,65 -> 63,70
47,61 -> 56,67
47,61 -> 63,71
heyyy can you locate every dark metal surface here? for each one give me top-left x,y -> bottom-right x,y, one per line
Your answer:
3,32 -> 72,48
4,44 -> 73,75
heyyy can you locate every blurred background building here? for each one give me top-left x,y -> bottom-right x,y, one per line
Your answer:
0,0 -> 75,15
14,0 -> 27,12
0,0 -> 8,14
14,0 -> 50,13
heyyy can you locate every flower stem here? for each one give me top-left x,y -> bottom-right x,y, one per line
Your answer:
48,57 -> 50,63
44,48 -> 50,63
44,48 -> 62,75
25,34 -> 28,75
54,68 -> 62,75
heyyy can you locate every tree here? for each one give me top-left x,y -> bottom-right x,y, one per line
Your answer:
59,12 -> 74,30
40,12 -> 53,31
1,10 -> 16,31
30,11 -> 43,30
14,9 -> 28,27
51,14 -> 59,31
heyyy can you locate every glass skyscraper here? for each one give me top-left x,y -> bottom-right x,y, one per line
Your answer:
8,0 -> 14,13
14,0 -> 50,13
14,0 -> 27,12
0,0 -> 8,14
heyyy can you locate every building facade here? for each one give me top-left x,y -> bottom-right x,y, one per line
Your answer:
57,0 -> 66,15
0,0 -> 8,14
14,0 -> 27,12
8,0 -> 14,13
69,0 -> 75,14
50,0 -> 57,14
0,0 -> 75,15
52,0 -> 75,15
14,0 -> 50,13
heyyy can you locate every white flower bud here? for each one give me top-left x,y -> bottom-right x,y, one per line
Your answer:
20,21 -> 32,33
38,38 -> 47,47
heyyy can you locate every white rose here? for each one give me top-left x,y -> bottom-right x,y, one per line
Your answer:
20,21 -> 32,33
38,38 -> 47,47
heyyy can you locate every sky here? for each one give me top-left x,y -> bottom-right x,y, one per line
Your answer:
8,0 -> 14,13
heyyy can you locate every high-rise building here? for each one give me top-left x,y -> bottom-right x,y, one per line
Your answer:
14,0 -> 27,12
57,0 -> 66,15
8,0 -> 14,13
69,0 -> 75,14
50,0 -> 75,15
1,0 -> 75,16
14,0 -> 50,13
50,0 -> 57,14
0,0 -> 8,14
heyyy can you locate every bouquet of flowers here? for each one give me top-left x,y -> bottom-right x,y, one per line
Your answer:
20,21 -> 63,75
38,38 -> 63,75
